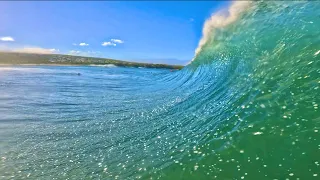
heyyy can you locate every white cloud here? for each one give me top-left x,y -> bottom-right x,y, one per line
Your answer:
111,39 -> 124,44
102,42 -> 116,46
0,36 -> 15,42
12,47 -> 59,54
102,38 -> 124,47
87,50 -> 101,54
73,43 -> 89,46
50,49 -> 59,52
79,42 -> 89,46
68,50 -> 101,57
68,50 -> 81,55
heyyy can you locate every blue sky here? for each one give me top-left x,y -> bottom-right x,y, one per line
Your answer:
0,1 -> 228,65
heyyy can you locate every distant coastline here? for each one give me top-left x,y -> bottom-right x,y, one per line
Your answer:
0,63 -> 80,66
0,52 -> 184,70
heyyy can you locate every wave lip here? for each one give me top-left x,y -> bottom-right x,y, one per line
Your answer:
193,1 -> 252,61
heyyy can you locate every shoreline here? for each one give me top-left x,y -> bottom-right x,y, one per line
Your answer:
0,64 -> 81,66
0,52 -> 184,70
0,63 -> 181,69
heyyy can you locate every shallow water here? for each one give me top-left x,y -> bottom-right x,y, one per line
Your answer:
1,1 -> 320,180
0,66 -> 181,179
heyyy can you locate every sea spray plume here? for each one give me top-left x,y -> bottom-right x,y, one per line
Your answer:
192,1 -> 252,61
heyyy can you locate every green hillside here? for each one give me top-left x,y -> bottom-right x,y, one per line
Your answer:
0,52 -> 184,69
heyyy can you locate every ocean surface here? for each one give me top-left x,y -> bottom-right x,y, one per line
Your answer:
1,1 -> 320,180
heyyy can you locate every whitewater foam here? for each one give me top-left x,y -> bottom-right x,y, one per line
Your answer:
193,1 -> 252,61
89,64 -> 117,68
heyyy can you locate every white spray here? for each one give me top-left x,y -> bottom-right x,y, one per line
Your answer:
192,1 -> 252,61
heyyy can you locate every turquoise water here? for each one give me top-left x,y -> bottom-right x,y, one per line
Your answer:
1,1 -> 320,179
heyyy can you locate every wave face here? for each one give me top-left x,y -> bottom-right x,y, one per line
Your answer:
0,1 -> 320,180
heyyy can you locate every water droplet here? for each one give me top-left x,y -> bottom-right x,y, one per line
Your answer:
253,132 -> 263,135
